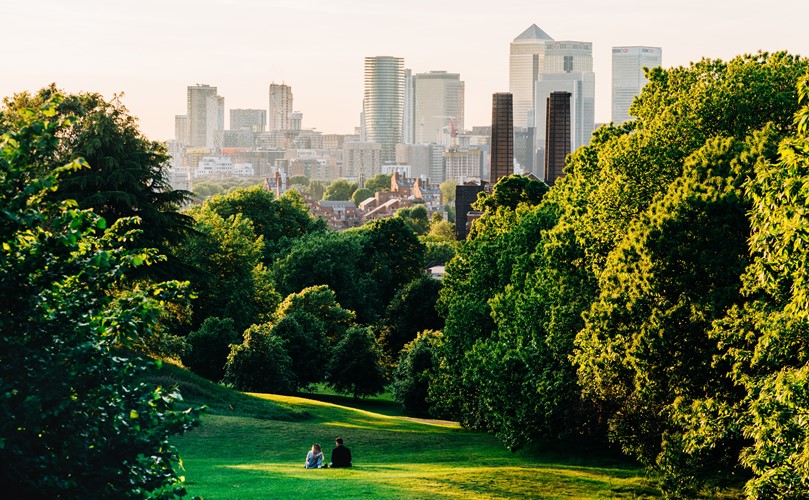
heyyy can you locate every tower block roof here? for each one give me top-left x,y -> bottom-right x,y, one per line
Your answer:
514,24 -> 554,41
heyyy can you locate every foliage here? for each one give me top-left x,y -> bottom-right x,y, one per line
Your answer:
183,317 -> 241,381
176,205 -> 278,333
379,276 -> 444,356
364,173 -> 392,192
423,240 -> 456,267
0,95 -> 200,497
439,178 -> 457,204
323,178 -> 358,201
327,327 -> 387,398
395,204 -> 430,235
352,187 -> 374,205
223,323 -> 295,394
392,331 -> 443,417
195,185 -> 326,260
0,85 -> 193,277
289,175 -> 310,187
471,174 -> 548,213
307,180 -> 325,201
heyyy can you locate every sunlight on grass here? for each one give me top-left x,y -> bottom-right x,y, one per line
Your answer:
175,391 -> 660,499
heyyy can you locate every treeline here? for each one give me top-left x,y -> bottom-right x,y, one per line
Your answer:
421,52 -> 809,497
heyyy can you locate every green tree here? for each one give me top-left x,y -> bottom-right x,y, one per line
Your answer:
223,323 -> 295,394
395,204 -> 430,235
323,178 -> 358,201
289,175 -> 310,186
199,185 -> 325,260
379,275 -> 444,356
392,331 -> 443,417
0,94 -> 200,497
307,179 -> 325,201
365,173 -> 392,191
177,206 -> 279,332
439,178 -> 457,204
183,317 -> 241,381
352,187 -> 374,205
327,326 -> 387,398
273,285 -> 356,348
0,86 -> 193,275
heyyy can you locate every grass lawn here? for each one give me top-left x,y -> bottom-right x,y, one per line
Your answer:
168,368 -> 662,499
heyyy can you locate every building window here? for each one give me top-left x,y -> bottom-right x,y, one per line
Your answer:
564,56 -> 573,73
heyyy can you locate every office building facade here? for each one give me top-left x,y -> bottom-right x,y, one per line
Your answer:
230,109 -> 266,132
490,93 -> 514,183
414,71 -> 465,146
545,91 -> 572,186
509,24 -> 553,128
612,46 -> 662,124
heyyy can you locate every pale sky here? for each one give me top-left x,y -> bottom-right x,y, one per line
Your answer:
3,0 -> 808,141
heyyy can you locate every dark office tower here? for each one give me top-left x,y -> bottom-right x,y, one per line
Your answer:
455,182 -> 486,240
490,93 -> 514,183
544,91 -> 571,186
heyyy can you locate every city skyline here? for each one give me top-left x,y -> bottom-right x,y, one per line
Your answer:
3,0 -> 808,141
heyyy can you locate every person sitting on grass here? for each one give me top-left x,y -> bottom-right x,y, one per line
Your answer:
304,443 -> 324,469
330,437 -> 352,468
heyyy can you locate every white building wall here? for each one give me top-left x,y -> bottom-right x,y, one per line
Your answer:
612,46 -> 662,124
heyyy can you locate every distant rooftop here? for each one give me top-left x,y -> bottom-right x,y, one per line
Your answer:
514,24 -> 554,42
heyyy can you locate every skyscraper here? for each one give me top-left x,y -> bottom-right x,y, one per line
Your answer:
509,24 -> 553,129
363,56 -> 405,164
534,71 -> 595,178
414,71 -> 465,146
612,46 -> 662,124
402,68 -> 415,144
269,83 -> 293,131
230,109 -> 266,132
545,91 -> 572,186
490,93 -> 513,183
187,84 -> 221,148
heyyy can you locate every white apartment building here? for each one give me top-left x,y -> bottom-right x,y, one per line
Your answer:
269,83 -> 293,131
414,71 -> 465,146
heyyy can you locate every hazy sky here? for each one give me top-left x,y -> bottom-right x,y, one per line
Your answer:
3,0 -> 808,141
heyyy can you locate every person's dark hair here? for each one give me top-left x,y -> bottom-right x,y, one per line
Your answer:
336,437 -> 343,445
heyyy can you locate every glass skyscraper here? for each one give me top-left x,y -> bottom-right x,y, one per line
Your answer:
363,56 -> 405,164
509,24 -> 553,129
611,46 -> 662,124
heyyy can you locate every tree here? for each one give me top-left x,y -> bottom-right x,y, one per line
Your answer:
323,178 -> 357,201
307,180 -> 325,201
439,178 -> 457,204
183,317 -> 241,381
393,331 -> 443,417
0,94 -> 200,497
198,185 -> 326,260
270,313 -> 330,390
395,205 -> 430,235
327,327 -> 387,398
176,206 -> 278,333
354,217 -> 427,321
379,275 -> 444,356
224,323 -> 295,394
365,173 -> 392,192
0,86 -> 193,277
289,175 -> 310,186
352,187 -> 374,205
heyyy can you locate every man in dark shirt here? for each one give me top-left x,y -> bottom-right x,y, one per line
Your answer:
330,437 -> 352,468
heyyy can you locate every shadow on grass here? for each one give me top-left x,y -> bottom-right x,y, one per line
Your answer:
295,391 -> 403,417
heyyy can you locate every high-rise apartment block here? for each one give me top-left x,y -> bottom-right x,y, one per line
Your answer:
363,56 -> 405,164
269,83 -> 293,131
490,93 -> 514,183
414,71 -> 465,146
174,115 -> 189,145
187,84 -> 222,148
344,142 -> 383,180
230,109 -> 266,132
612,46 -> 662,124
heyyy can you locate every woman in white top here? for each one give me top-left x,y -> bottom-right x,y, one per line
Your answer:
304,443 -> 324,469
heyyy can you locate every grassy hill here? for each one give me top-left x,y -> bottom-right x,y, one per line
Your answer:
157,364 -> 663,498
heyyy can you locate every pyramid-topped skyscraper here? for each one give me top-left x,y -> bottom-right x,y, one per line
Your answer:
509,24 -> 554,129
